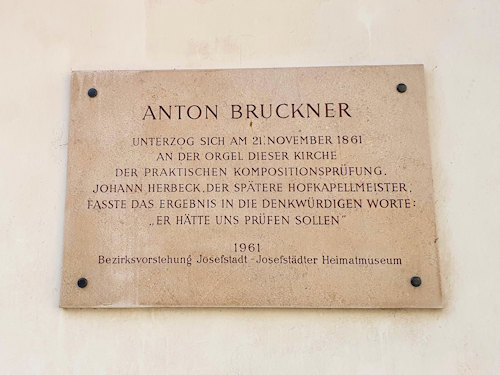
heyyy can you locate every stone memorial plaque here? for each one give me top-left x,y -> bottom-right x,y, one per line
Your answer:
60,65 -> 442,308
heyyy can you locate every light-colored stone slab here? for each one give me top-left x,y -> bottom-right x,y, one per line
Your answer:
60,65 -> 442,308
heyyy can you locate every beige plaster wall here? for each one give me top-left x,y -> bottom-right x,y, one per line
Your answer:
1,0 -> 499,373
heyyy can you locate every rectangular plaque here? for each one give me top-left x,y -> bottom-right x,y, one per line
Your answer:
60,65 -> 442,308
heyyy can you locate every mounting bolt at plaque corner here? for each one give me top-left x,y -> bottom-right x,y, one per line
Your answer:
77,277 -> 88,288
397,83 -> 407,93
87,88 -> 98,98
410,276 -> 422,287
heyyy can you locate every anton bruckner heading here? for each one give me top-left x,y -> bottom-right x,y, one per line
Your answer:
142,102 -> 351,120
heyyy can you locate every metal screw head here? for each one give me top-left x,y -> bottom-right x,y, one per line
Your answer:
397,83 -> 407,93
77,278 -> 88,288
88,88 -> 98,98
410,276 -> 422,287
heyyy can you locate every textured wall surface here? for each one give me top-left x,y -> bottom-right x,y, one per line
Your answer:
1,0 -> 499,374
